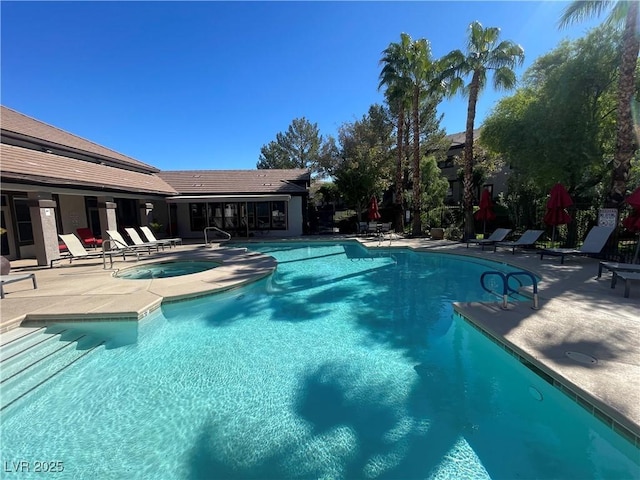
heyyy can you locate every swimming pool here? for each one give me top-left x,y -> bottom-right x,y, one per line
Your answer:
1,242 -> 638,479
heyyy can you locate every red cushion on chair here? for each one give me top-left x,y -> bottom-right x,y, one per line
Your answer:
76,228 -> 103,247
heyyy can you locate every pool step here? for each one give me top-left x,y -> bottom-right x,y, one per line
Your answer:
0,326 -> 67,363
0,333 -> 104,412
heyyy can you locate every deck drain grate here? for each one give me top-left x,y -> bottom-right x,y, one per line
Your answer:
565,351 -> 598,365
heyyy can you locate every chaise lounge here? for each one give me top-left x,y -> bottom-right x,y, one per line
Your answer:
107,230 -> 159,255
493,229 -> 544,254
466,228 -> 512,250
539,226 -> 614,264
139,226 -> 182,248
125,227 -> 171,250
0,273 -> 37,299
53,233 -> 136,268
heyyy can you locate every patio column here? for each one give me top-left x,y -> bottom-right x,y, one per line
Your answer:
27,192 -> 59,267
139,201 -> 154,226
97,197 -> 117,244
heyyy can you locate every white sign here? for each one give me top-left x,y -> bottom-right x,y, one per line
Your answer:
598,208 -> 618,227
44,208 -> 51,217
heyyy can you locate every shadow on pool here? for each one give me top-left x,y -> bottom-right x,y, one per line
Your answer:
185,360 -> 468,480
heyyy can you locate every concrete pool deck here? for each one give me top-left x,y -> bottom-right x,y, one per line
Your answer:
1,237 -> 638,447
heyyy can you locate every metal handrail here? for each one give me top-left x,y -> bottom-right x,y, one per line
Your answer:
480,270 -> 539,310
204,226 -> 231,246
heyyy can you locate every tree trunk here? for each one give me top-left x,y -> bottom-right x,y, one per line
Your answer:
412,86 -> 422,236
394,105 -> 405,233
463,71 -> 480,240
609,1 -> 640,207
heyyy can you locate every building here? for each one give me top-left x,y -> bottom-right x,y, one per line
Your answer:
438,130 -> 510,205
0,106 -> 310,265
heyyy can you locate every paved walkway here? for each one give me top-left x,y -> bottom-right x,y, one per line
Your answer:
1,237 -> 638,446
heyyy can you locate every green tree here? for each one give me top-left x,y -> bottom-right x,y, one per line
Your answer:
481,26 -> 621,204
559,0 -> 639,206
257,117 -> 322,173
332,106 -> 395,220
442,21 -> 524,239
379,35 -> 412,232
380,33 -> 444,236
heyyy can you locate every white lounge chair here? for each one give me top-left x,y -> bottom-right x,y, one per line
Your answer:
125,227 -> 169,250
540,226 -> 615,264
494,229 -> 544,254
466,228 -> 512,250
1,273 -> 37,299
52,233 -> 135,269
107,230 -> 158,255
139,226 -> 182,248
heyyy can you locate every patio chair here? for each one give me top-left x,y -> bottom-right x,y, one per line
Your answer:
125,227 -> 170,250
1,273 -> 37,299
597,261 -> 640,286
539,226 -> 615,264
139,225 -> 182,248
76,227 -> 103,249
493,229 -> 544,254
466,228 -> 512,250
107,230 -> 159,255
611,271 -> 640,298
52,233 -> 135,269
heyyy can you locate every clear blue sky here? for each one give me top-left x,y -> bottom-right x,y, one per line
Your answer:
1,1 -> 600,171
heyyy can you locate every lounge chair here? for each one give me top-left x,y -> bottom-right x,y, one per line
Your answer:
139,226 -> 182,248
124,227 -> 170,250
493,229 -> 544,254
611,271 -> 640,298
76,227 -> 103,249
539,226 -> 615,264
597,261 -> 640,286
107,230 -> 159,255
1,273 -> 37,299
52,233 -> 135,269
466,228 -> 512,250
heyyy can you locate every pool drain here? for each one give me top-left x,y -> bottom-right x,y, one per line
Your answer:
565,351 -> 598,365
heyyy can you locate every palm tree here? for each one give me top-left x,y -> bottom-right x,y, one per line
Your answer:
443,21 -> 524,239
380,33 -> 442,236
379,35 -> 412,233
559,1 -> 639,207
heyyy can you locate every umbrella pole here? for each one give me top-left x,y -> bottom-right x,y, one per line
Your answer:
634,234 -> 640,264
551,225 -> 556,246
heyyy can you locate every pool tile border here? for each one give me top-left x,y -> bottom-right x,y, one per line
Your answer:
457,309 -> 640,449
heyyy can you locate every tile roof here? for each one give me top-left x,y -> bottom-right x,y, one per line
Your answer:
158,169 -> 310,195
1,143 -> 177,196
1,105 -> 159,173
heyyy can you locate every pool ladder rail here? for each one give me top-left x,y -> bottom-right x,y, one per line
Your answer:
203,226 -> 232,246
480,270 -> 539,310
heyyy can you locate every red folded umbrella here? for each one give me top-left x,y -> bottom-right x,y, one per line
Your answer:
544,183 -> 573,243
625,187 -> 640,211
368,196 -> 381,221
474,189 -> 496,221
543,183 -> 573,226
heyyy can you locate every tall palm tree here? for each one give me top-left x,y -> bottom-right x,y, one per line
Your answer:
379,35 -> 412,233
559,1 -> 639,207
443,21 -> 524,239
380,33 -> 442,236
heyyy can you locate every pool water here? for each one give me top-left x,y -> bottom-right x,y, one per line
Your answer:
1,242 -> 638,479
114,260 -> 219,279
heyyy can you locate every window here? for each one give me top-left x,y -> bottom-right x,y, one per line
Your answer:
208,203 -> 223,228
255,202 -> 270,229
271,201 -> 286,229
13,198 -> 33,244
189,203 -> 207,231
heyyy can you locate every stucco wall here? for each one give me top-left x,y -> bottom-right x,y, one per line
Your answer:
57,194 -> 88,234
